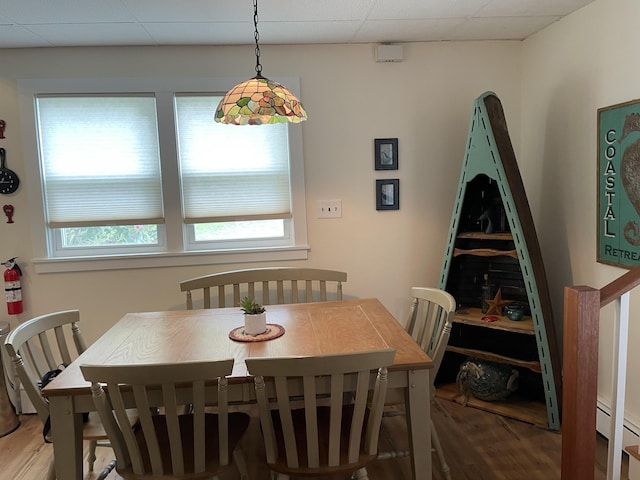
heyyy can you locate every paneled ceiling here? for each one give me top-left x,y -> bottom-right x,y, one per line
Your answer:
0,0 -> 594,49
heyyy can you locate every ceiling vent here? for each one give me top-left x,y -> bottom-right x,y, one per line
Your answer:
375,43 -> 403,63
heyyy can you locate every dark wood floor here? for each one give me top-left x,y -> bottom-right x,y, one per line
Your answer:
0,398 -> 628,479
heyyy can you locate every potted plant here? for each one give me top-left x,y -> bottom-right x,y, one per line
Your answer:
240,296 -> 267,335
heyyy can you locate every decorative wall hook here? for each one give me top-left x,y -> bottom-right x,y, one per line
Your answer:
3,204 -> 14,223
0,120 -> 5,139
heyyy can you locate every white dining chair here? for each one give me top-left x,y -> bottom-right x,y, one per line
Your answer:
246,349 -> 395,479
4,310 -> 137,480
180,267 -> 347,309
80,359 -> 251,479
377,287 -> 455,480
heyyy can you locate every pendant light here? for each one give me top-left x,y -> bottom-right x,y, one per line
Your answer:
214,0 -> 308,125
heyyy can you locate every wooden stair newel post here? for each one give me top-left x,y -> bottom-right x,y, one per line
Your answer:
561,285 -> 599,480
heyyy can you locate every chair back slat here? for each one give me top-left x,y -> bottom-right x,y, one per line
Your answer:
246,349 -> 394,476
53,325 -> 73,365
162,383 -> 186,475
348,371 -> 370,463
131,384 -> 158,474
292,280 -> 300,302
203,287 -> 211,308
318,280 -> 327,301
303,375 -> 319,467
243,284 -> 252,306
180,267 -> 347,309
253,375 -> 277,463
81,359 -> 244,478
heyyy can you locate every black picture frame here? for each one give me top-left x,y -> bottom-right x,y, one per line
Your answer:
376,179 -> 399,210
374,138 -> 398,170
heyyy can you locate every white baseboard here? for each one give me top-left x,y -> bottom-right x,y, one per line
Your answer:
19,387 -> 36,414
596,399 -> 640,449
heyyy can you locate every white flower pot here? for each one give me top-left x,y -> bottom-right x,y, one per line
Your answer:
244,312 -> 267,335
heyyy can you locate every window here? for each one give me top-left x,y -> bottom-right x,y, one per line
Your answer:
19,77 -> 308,272
174,95 -> 294,251
36,94 -> 165,257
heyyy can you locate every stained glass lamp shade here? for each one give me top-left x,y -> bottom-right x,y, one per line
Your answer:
214,74 -> 307,125
214,0 -> 307,126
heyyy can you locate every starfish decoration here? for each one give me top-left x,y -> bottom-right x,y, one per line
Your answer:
485,288 -> 511,316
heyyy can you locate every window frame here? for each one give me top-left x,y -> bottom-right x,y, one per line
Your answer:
18,77 -> 309,273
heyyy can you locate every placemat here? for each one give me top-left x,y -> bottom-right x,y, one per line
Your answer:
228,323 -> 285,342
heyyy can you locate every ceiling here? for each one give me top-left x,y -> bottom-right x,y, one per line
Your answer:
0,0 -> 594,49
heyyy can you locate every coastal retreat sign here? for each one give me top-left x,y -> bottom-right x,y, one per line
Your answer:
598,98 -> 640,268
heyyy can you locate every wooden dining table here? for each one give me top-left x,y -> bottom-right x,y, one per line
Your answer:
42,298 -> 434,479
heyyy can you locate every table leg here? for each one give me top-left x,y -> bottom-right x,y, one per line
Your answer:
405,369 -> 432,480
49,395 -> 83,480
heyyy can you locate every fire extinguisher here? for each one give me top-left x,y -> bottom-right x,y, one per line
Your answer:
3,257 -> 23,315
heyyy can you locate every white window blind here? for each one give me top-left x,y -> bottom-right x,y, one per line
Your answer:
36,95 -> 164,227
175,95 -> 292,223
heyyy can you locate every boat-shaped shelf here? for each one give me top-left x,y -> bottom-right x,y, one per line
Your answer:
436,92 -> 561,431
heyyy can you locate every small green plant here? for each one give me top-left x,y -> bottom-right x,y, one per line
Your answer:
240,296 -> 265,315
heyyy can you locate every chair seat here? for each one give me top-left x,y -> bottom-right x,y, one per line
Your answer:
268,405 -> 375,477
81,410 -> 139,441
117,413 -> 250,479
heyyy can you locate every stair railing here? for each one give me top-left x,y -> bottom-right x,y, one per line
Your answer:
562,266 -> 640,480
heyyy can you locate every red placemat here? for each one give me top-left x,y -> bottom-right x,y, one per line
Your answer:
228,324 -> 285,342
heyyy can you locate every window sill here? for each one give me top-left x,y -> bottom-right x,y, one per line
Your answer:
32,246 -> 310,274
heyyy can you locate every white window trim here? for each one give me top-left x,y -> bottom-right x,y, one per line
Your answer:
18,77 -> 309,273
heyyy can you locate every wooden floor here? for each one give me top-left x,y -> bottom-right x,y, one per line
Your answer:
0,398 -> 629,479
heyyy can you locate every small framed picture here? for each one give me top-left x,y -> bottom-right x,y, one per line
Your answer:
376,179 -> 399,210
374,138 -> 398,170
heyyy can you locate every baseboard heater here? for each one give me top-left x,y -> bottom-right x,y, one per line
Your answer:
596,400 -> 640,450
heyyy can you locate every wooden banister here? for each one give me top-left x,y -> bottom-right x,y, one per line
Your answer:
600,267 -> 640,307
561,265 -> 640,480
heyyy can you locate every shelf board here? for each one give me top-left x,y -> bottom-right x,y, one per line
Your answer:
454,307 -> 535,335
453,247 -> 518,259
456,231 -> 513,241
435,382 -> 550,429
446,345 -> 541,373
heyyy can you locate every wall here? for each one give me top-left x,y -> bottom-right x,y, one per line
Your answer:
522,0 -> 640,427
0,42 -> 522,343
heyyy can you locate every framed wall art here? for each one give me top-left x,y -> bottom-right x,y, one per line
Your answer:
374,138 -> 398,170
376,179 -> 399,210
598,98 -> 640,268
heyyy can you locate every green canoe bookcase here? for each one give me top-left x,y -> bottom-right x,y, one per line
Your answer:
436,91 -> 561,431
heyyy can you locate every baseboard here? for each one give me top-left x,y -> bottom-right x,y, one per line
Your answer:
596,399 -> 640,449
19,388 -> 35,414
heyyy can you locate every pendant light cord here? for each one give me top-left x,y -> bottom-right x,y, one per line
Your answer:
253,0 -> 263,77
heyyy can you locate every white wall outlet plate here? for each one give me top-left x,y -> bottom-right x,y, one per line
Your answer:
317,200 -> 342,218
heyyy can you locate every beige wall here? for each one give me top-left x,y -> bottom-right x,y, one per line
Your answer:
522,0 -> 640,424
0,42 -> 521,343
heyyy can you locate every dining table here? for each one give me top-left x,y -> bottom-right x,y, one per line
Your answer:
42,297 -> 434,479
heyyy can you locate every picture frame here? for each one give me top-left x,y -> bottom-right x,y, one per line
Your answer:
597,98 -> 640,268
374,138 -> 398,170
376,179 -> 399,210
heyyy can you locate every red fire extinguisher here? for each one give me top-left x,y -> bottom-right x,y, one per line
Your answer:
4,257 -> 23,315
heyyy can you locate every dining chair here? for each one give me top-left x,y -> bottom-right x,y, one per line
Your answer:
180,267 -> 347,309
245,348 -> 395,479
377,286 -> 455,480
80,359 -> 251,479
3,309 -> 136,480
